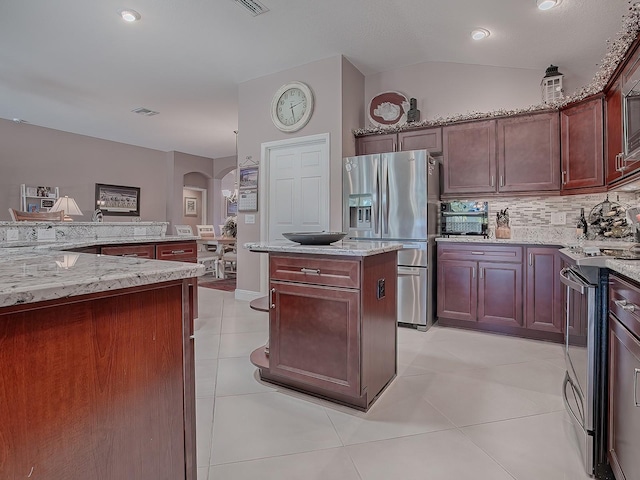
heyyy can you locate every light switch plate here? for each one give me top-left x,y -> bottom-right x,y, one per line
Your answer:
37,228 -> 56,241
6,229 -> 19,241
550,212 -> 566,225
244,214 -> 255,224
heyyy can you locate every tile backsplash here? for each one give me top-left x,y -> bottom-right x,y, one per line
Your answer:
446,192 -> 640,243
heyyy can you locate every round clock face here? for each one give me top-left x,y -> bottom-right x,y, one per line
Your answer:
271,81 -> 314,132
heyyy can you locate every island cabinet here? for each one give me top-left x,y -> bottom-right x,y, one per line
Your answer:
560,95 -> 605,191
607,274 -> 640,480
437,243 -> 564,342
253,250 -> 397,411
441,112 -> 560,196
0,279 -> 197,480
355,127 -> 442,155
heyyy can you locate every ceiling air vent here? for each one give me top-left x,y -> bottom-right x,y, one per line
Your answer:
132,107 -> 159,116
234,0 -> 269,16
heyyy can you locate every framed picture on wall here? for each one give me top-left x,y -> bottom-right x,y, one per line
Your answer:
95,183 -> 141,216
184,197 -> 197,217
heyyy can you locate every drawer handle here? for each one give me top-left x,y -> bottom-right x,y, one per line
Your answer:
635,368 -> 640,407
301,268 -> 321,275
470,251 -> 485,255
614,299 -> 636,312
171,249 -> 186,254
122,253 -> 138,257
269,288 -> 276,309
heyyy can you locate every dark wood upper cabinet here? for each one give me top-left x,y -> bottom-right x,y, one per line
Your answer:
398,128 -> 442,153
497,112 -> 560,193
442,112 -> 561,196
605,78 -> 624,184
560,95 -> 605,191
355,128 -> 442,155
356,133 -> 397,155
442,119 -> 497,195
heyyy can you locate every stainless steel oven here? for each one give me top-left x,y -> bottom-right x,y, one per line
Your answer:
560,266 -> 598,476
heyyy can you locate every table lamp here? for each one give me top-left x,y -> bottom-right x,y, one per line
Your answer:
50,196 -> 83,221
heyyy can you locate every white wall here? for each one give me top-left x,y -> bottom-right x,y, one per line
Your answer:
236,55 -> 345,294
364,61 -> 546,128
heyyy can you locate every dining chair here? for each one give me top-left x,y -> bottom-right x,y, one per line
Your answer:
175,224 -> 218,276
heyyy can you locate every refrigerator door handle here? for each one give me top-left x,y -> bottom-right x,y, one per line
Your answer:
385,164 -> 390,235
373,165 -> 380,234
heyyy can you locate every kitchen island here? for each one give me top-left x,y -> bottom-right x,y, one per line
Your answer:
0,243 -> 203,479
245,240 -> 401,411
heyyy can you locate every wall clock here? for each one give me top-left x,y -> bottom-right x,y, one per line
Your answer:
271,81 -> 314,132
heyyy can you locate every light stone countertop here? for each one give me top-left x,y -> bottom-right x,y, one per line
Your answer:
244,240 -> 403,256
0,235 -> 204,307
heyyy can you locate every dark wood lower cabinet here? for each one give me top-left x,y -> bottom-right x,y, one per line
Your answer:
0,280 -> 196,480
437,243 -> 563,342
436,259 -> 477,323
253,251 -> 397,411
478,261 -> 523,327
525,247 -> 563,335
608,274 -> 640,480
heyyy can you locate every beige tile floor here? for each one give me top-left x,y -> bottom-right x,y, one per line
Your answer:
195,287 -> 592,480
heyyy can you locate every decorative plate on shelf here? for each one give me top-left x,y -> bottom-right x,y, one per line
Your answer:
368,91 -> 410,128
282,232 -> 347,245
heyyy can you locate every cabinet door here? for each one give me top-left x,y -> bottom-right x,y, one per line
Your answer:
442,120 -> 497,195
525,247 -> 563,334
605,78 -> 624,184
269,281 -> 361,397
497,112 -> 560,192
101,244 -> 156,259
477,261 -> 523,327
608,316 -> 640,480
355,133 -> 397,155
398,127 -> 442,154
436,259 -> 477,323
561,96 -> 604,190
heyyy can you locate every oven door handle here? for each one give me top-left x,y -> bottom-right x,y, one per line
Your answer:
563,371 -> 585,427
560,267 -> 586,294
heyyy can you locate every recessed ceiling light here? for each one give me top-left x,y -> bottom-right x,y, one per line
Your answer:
471,28 -> 490,41
537,0 -> 560,11
118,9 -> 141,22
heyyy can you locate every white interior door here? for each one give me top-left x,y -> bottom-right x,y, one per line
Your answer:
261,133 -> 330,242
259,133 -> 330,289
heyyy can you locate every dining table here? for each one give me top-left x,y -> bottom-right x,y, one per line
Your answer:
196,236 -> 236,278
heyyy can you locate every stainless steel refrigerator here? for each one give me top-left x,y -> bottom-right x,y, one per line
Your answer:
343,150 -> 440,330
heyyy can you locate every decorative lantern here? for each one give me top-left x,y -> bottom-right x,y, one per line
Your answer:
541,64 -> 564,104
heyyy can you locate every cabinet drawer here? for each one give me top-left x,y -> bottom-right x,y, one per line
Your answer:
609,275 -> 640,339
101,244 -> 156,259
270,254 -> 360,288
156,241 -> 197,262
437,243 -> 523,263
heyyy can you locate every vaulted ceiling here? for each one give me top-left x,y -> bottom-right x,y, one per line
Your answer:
0,0 -> 632,159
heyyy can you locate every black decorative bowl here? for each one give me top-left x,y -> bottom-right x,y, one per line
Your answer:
282,232 -> 347,245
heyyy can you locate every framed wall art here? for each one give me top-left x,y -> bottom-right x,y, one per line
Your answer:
95,183 -> 141,217
184,196 -> 198,217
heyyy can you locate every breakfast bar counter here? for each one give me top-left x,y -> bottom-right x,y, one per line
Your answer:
245,240 -> 401,410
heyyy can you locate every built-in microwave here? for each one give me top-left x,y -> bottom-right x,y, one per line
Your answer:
440,201 -> 488,237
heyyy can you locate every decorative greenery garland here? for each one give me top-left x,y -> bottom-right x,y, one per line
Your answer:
354,2 -> 640,136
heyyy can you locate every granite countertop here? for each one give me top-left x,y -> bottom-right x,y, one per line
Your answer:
0,235 -> 204,308
244,240 -> 403,256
